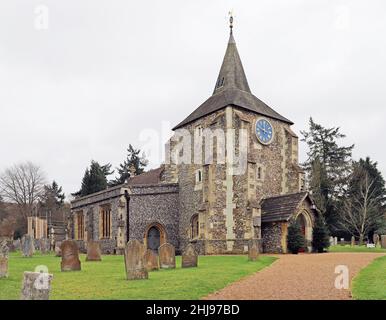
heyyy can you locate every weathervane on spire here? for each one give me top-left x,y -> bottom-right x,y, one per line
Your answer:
228,10 -> 234,34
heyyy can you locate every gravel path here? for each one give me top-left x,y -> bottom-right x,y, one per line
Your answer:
205,253 -> 385,300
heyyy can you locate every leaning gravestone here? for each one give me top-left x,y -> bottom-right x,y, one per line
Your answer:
39,238 -> 50,254
60,240 -> 81,271
351,236 -> 355,246
145,249 -> 159,271
124,240 -> 148,280
0,239 -> 9,278
247,239 -> 259,262
55,241 -> 62,257
21,235 -> 34,257
182,244 -> 198,268
373,234 -> 380,247
159,243 -> 176,269
86,241 -> 102,261
20,271 -> 53,300
381,235 -> 386,249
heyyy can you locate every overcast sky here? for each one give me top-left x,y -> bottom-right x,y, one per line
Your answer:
1,0 -> 385,199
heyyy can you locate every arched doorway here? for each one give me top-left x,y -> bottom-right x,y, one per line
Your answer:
147,226 -> 160,251
295,211 -> 313,253
144,222 -> 167,252
296,214 -> 306,237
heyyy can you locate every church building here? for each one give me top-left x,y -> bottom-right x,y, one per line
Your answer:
70,20 -> 319,255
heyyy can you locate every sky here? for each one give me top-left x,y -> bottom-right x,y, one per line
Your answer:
0,0 -> 385,199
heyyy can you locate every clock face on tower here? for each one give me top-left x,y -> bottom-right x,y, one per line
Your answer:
255,118 -> 274,145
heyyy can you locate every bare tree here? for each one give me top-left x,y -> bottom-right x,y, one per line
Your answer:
0,162 -> 46,219
339,171 -> 383,244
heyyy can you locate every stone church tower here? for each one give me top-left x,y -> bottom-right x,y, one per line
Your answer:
163,23 -> 308,254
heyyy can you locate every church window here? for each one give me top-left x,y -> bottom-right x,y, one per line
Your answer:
75,211 -> 84,240
196,169 -> 203,183
191,214 -> 199,239
257,167 -> 262,180
100,205 -> 112,239
216,77 -> 224,88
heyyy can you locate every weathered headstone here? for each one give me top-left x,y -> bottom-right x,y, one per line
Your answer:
20,271 -> 53,300
351,236 -> 355,246
21,235 -> 34,257
60,240 -> 81,271
55,241 -> 62,257
381,235 -> 386,249
329,236 -> 334,246
158,243 -> 176,269
39,238 -> 50,254
13,239 -> 21,251
86,241 -> 102,261
124,240 -> 148,280
0,239 -> 9,278
145,249 -> 159,271
247,239 -> 259,261
334,237 -> 338,246
182,244 -> 198,267
373,234 -> 380,247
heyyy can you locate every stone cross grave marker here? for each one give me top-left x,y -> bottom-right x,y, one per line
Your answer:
124,240 -> 148,280
60,240 -> 81,271
20,271 -> 53,300
158,243 -> 176,269
182,244 -> 198,268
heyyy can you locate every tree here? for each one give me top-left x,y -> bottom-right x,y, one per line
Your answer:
0,162 -> 46,220
312,215 -> 330,253
339,161 -> 386,244
110,144 -> 148,186
72,160 -> 113,197
287,221 -> 305,254
301,118 -> 354,232
39,181 -> 66,222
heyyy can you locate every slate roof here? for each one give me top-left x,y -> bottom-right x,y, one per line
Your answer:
173,32 -> 293,130
261,192 -> 312,223
127,167 -> 164,186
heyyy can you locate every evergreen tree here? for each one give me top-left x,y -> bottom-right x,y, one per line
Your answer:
110,144 -> 148,186
72,160 -> 113,197
301,118 -> 354,232
312,215 -> 330,253
287,221 -> 305,254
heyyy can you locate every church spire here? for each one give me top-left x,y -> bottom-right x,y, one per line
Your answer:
213,12 -> 251,95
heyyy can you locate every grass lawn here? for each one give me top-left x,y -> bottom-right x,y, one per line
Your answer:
352,255 -> 386,300
0,252 -> 276,300
329,245 -> 386,253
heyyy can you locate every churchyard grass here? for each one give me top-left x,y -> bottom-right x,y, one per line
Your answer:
329,245 -> 386,253
0,252 -> 276,300
352,255 -> 386,300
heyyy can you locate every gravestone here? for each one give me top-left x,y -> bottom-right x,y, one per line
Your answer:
20,271 -> 53,300
60,240 -> 81,271
247,239 -> 259,261
373,234 -> 380,246
124,240 -> 148,280
351,236 -> 355,246
329,236 -> 334,246
21,235 -> 34,257
145,249 -> 159,271
55,241 -> 62,257
86,241 -> 102,261
182,244 -> 198,268
13,239 -> 21,251
334,237 -> 338,246
158,243 -> 176,269
0,239 -> 9,278
381,235 -> 386,249
39,238 -> 50,254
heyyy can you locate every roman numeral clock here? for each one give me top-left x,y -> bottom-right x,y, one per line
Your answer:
255,118 -> 274,145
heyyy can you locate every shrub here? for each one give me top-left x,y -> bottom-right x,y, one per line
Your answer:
312,215 -> 330,253
287,221 -> 305,254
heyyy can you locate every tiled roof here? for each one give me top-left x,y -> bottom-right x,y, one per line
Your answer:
127,167 -> 164,186
261,192 -> 309,223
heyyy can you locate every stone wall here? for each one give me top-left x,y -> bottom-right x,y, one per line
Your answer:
262,222 -> 283,253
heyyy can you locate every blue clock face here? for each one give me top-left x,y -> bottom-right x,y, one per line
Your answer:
255,119 -> 273,144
